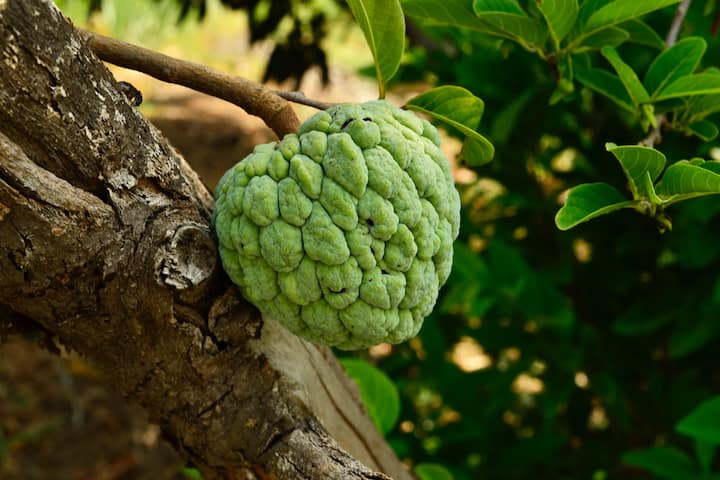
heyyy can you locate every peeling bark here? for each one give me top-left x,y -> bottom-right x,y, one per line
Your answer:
0,1 -> 411,479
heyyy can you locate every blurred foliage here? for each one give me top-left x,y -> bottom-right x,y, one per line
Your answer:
52,0 -> 720,479
54,0 -> 344,85
359,2 -> 720,479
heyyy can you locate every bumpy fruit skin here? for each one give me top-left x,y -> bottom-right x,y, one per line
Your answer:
213,100 -> 460,350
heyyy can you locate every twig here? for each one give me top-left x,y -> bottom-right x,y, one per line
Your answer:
274,90 -> 338,110
81,30 -> 301,137
641,0 -> 693,147
666,0 -> 693,46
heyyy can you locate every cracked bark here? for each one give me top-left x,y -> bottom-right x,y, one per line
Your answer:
0,1 -> 411,479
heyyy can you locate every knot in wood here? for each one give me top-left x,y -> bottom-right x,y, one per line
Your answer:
157,223 -> 216,291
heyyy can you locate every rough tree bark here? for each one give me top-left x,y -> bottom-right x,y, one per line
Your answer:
0,1 -> 412,479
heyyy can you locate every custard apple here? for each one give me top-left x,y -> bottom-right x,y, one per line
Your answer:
212,100 -> 460,350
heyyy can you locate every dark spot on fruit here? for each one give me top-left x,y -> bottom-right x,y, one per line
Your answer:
362,117 -> 372,122
341,118 -> 354,129
381,269 -> 388,275
366,218 -> 374,226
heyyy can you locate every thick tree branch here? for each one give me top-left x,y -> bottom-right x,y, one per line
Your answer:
0,1 -> 410,479
81,30 -> 301,138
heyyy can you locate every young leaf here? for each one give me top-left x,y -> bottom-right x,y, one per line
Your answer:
623,446 -> 696,479
401,0 -> 490,31
584,0 -> 681,34
601,46 -> 650,106
644,37 -> 707,97
605,143 -> 666,199
656,160 -> 720,204
677,396 -> 720,444
555,182 -> 635,230
340,358 -> 401,435
406,86 -> 494,165
621,19 -> 665,49
577,27 -> 629,51
655,73 -> 720,101
415,463 -> 455,480
575,68 -> 634,111
687,120 -> 719,141
472,1 -> 549,46
537,0 -> 579,48
346,0 -> 405,99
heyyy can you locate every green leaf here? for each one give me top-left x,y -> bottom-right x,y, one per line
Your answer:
621,19 -> 665,49
656,160 -> 720,204
677,396 -> 720,444
340,358 -> 401,435
406,86 -> 495,165
601,46 -> 650,105
669,313 -> 720,358
461,136 -> 496,166
606,143 -> 666,199
644,37 -> 707,97
473,0 -> 524,14
623,446 -> 696,479
575,68 -> 634,111
472,1 -> 549,46
687,120 -> 719,141
655,73 -> 720,101
403,0 -> 546,45
696,440 -> 715,475
613,303 -> 675,335
401,0 -> 493,31
537,0 -> 579,48
490,89 -> 533,143
641,171 -> 662,204
687,94 -> 720,121
555,182 -> 635,230
181,468 -> 204,480
346,0 -> 405,98
577,27 -> 629,51
576,0 -> 612,27
584,0 -> 681,33
415,463 -> 455,480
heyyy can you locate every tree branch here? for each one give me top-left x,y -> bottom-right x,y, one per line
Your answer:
0,1 -> 410,479
641,0 -> 693,147
274,90 -> 338,110
81,30 -> 301,138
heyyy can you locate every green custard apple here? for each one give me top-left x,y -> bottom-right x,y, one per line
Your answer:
212,100 -> 460,350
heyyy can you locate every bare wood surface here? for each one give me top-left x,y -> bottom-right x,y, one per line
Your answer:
0,1 -> 411,479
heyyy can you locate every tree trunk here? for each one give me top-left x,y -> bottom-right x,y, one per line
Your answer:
0,1 -> 411,479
